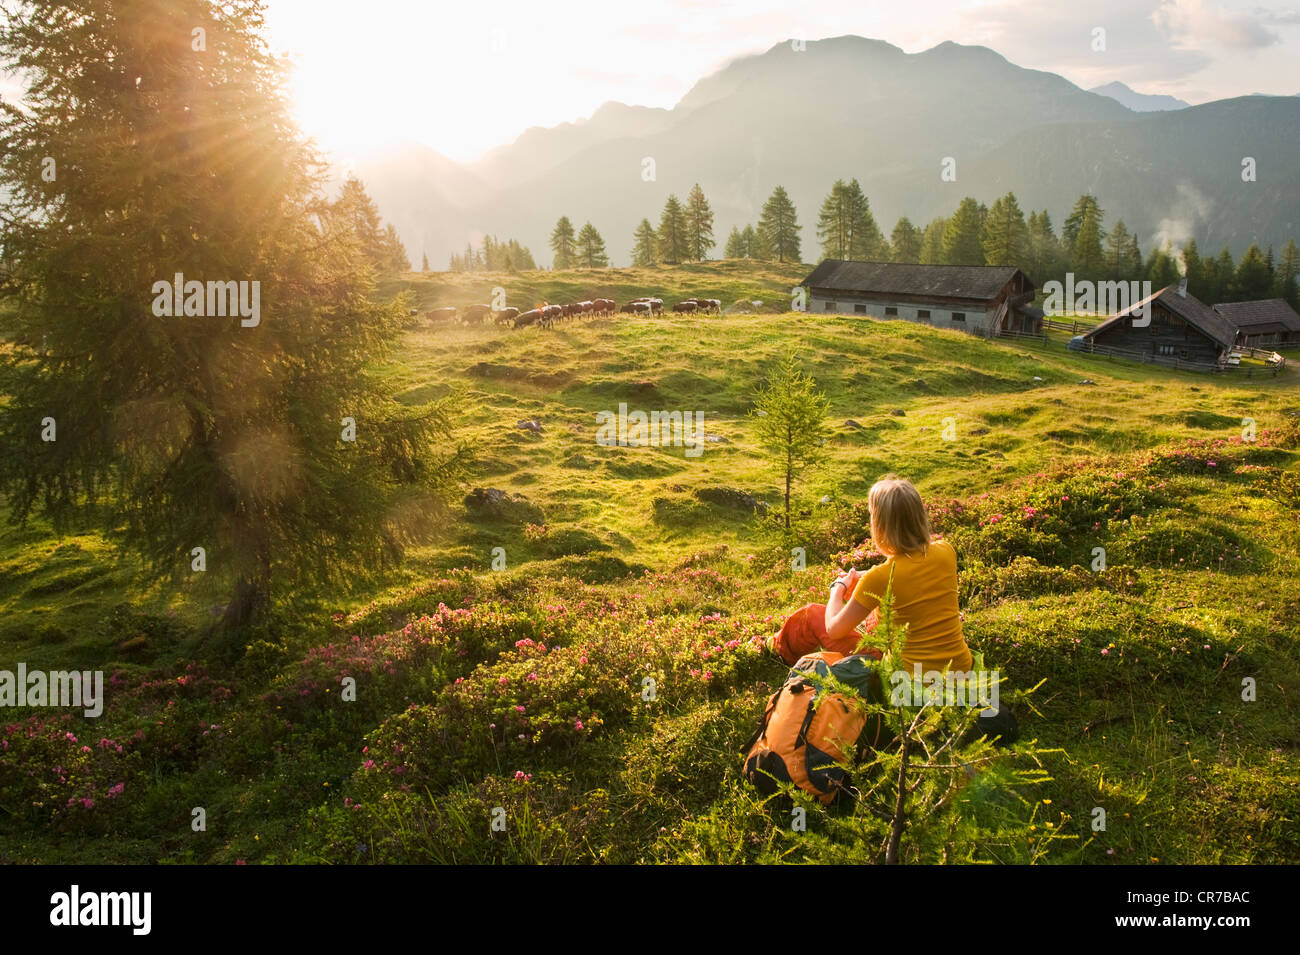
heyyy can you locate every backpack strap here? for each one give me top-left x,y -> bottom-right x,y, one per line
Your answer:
741,686 -> 784,753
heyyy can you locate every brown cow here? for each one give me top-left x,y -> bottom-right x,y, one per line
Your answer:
672,301 -> 698,314
494,306 -> 519,325
425,306 -> 457,323
514,308 -> 543,328
462,304 -> 491,325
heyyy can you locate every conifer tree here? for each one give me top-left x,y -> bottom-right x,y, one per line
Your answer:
684,184 -> 715,261
550,216 -> 577,269
919,218 -> 947,265
1064,195 -> 1105,277
632,218 -> 659,267
982,193 -> 1028,267
0,0 -> 469,648
890,217 -> 922,263
724,227 -> 747,259
1274,238 -> 1299,308
657,195 -> 689,265
1235,243 -> 1274,299
941,197 -> 986,266
758,186 -> 802,263
576,221 -> 609,268
750,352 -> 830,532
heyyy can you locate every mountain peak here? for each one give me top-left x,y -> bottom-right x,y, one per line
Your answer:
1089,81 -> 1189,112
919,40 -> 1009,63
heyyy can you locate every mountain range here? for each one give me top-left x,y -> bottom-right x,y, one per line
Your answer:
346,36 -> 1300,270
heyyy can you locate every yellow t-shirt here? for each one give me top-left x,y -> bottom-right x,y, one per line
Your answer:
851,538 -> 972,672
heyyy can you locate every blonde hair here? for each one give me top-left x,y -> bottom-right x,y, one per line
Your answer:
868,475 -> 931,558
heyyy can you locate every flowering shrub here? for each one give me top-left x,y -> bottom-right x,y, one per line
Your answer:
344,607 -> 770,803
341,572 -> 476,633
0,713 -> 139,829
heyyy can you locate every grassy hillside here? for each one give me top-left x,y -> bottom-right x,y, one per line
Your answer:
2,266 -> 1298,864
380,260 -> 811,314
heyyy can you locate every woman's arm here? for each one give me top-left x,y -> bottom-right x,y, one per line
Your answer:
824,569 -> 871,639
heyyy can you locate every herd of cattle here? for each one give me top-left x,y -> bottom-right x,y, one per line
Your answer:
417,296 -> 723,329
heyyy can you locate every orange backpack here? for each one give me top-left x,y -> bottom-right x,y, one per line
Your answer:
742,651 -> 886,804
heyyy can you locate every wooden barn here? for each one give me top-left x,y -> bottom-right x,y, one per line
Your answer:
801,260 -> 1039,336
1212,299 -> 1300,348
1079,284 -> 1237,368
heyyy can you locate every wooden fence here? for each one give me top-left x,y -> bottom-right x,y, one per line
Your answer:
1041,317 -> 1091,334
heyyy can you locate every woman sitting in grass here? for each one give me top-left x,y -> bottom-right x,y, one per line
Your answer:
769,475 -> 972,674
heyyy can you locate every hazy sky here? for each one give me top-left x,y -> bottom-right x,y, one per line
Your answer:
262,0 -> 1300,163
4,1 -> 1297,164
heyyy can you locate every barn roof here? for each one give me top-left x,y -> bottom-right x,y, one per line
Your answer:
1212,299 -> 1300,333
1083,284 -> 1238,351
801,260 -> 1029,301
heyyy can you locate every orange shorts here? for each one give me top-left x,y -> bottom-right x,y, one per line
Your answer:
772,602 -> 883,666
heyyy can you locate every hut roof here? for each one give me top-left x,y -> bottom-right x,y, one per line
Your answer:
801,260 -> 1030,302
1083,284 -> 1237,350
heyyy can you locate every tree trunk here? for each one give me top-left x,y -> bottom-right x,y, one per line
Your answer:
206,518 -> 271,658
886,734 -> 909,864
219,572 -> 268,633
784,465 -> 792,530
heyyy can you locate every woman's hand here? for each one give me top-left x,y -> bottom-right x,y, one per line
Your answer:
825,567 -> 869,638
831,568 -> 861,598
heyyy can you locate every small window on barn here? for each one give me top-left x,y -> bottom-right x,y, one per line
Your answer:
918,309 -> 931,320
825,301 -> 837,312
854,304 -> 866,314
952,312 -> 966,323
884,306 -> 898,317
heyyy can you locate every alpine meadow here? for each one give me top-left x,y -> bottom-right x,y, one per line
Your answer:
0,0 -> 1298,894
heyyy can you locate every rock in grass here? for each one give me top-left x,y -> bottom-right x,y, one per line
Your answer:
463,487 -> 544,525
693,486 -> 769,514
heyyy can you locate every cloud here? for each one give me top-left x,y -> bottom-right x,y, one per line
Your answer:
955,0 -> 1213,86
1152,0 -> 1288,49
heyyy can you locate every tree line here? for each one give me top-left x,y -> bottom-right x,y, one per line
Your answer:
809,184 -> 1298,306
447,235 -> 537,272
546,183 -> 801,270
